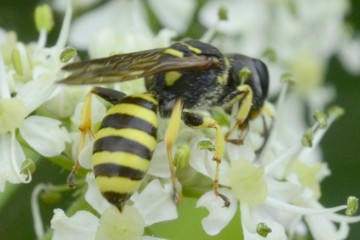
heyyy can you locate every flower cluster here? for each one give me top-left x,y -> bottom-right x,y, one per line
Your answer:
1,0 -> 360,239
0,3 -> 72,191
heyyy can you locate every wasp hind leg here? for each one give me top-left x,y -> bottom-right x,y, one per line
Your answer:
67,87 -> 126,188
164,99 -> 184,203
181,111 -> 230,207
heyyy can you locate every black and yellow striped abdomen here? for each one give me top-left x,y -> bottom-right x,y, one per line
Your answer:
92,93 -> 158,211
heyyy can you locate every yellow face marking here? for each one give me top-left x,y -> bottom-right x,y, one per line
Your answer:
107,104 -> 157,127
95,128 -> 157,150
165,71 -> 182,86
163,48 -> 184,58
96,176 -> 142,193
92,151 -> 150,172
180,42 -> 202,55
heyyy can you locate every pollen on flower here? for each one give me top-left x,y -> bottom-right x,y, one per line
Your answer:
0,98 -> 28,133
293,161 -> 324,200
228,160 -> 268,207
96,206 -> 145,240
290,51 -> 324,94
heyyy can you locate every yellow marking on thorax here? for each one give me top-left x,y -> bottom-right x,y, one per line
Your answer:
96,176 -> 142,193
163,48 -> 184,58
180,42 -> 202,54
95,128 -> 157,150
107,104 -> 157,126
92,151 -> 151,172
217,75 -> 227,85
217,57 -> 230,85
165,71 -> 182,86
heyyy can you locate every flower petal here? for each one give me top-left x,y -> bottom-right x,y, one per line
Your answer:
189,137 -> 231,186
0,133 -> 26,191
147,142 -> 171,178
20,116 -> 70,157
196,189 -> 237,236
148,0 -> 195,33
228,160 -> 268,207
134,179 -> 178,226
85,173 -> 111,214
306,214 -> 349,240
241,205 -> 287,240
51,209 -> 99,240
16,69 -> 57,113
69,0 -> 151,50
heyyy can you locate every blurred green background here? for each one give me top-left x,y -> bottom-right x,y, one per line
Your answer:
0,0 -> 359,239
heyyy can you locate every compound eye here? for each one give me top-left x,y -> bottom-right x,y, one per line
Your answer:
253,59 -> 269,98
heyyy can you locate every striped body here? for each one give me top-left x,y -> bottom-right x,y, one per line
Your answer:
92,93 -> 158,210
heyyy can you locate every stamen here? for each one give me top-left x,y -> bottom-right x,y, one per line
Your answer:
20,159 -> 36,175
0,56 -> 10,98
346,196 -> 359,216
218,6 -> 228,21
200,6 -> 228,43
31,184 -> 46,239
265,143 -> 301,174
259,78 -> 290,160
313,110 -> 328,129
10,130 -> 31,183
306,108 -> 342,151
238,67 -> 252,85
36,30 -> 47,50
55,0 -> 73,49
59,47 -> 78,63
327,213 -> 360,224
302,128 -> 314,147
266,197 -> 347,215
12,43 -> 31,76
256,222 -> 272,237
198,139 -> 215,152
34,4 -> 54,33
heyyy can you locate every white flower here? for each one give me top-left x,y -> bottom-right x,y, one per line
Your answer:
49,173 -> 177,239
196,188 -> 237,236
191,82 -> 360,239
338,33 -> 360,75
148,0 -> 196,34
96,205 -> 145,240
198,0 -> 355,107
67,0 -> 177,59
51,209 -> 99,240
0,1 -> 72,191
51,205 -> 167,240
84,173 -> 178,226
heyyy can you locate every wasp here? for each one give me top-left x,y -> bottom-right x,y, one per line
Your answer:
61,40 -> 270,211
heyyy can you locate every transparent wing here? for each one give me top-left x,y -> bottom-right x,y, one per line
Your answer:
59,48 -> 218,85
